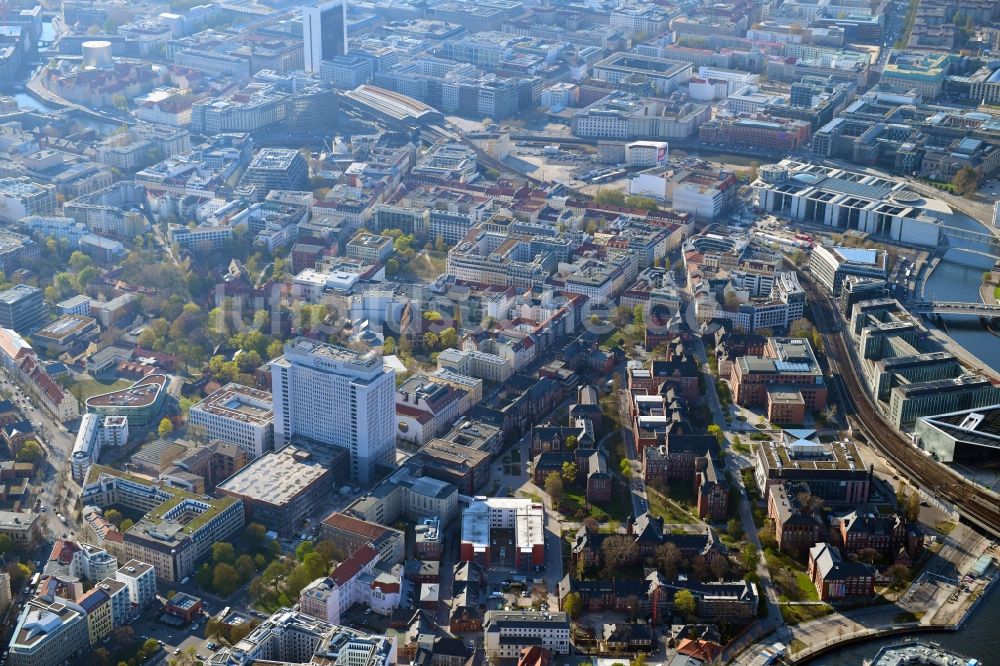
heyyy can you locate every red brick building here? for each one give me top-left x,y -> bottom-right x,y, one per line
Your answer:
808,543 -> 876,601
730,338 -> 828,414
768,483 -> 824,556
695,457 -> 729,522
699,114 -> 811,153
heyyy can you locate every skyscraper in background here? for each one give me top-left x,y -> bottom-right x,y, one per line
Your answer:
303,0 -> 347,73
271,339 -> 395,484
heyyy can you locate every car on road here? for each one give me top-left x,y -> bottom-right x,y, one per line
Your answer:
173,649 -> 181,656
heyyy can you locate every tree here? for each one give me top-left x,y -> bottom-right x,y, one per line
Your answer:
120,518 -> 134,531
740,543 -> 758,572
897,482 -> 920,523
583,516 -> 600,533
438,327 -> 458,350
857,548 -> 882,566
619,458 -> 631,476
195,562 -> 212,589
382,337 -> 396,355
158,417 -> 174,438
68,250 -> 92,271
707,424 -> 724,445
633,305 -> 644,325
887,563 -> 911,587
385,258 -> 400,276
952,166 -> 978,196
563,591 -> 583,619
727,518 -> 743,540
561,461 -> 578,484
709,556 -> 729,581
296,540 -> 315,561
423,332 -> 439,350
303,551 -> 328,579
0,534 -> 12,555
674,589 -> 697,620
104,509 -> 123,527
142,638 -> 160,655
544,472 -> 564,507
656,542 -> 682,579
16,440 -> 43,465
212,563 -> 240,596
601,534 -> 637,577
625,195 -> 658,211
564,435 -> 577,451
245,522 -> 267,546
212,542 -> 236,565
235,554 -> 257,581
6,562 -> 30,590
314,539 -> 345,564
758,521 -> 777,550
594,189 -> 626,207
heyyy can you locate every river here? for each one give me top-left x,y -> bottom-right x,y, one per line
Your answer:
921,212 -> 1000,375
821,211 -> 1000,663
815,579 -> 1000,665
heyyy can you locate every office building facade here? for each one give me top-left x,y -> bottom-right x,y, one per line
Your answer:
304,0 -> 347,74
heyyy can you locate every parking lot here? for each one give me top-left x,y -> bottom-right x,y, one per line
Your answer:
132,604 -> 217,662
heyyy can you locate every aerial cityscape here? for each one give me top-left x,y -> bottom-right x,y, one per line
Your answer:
0,0 -> 996,664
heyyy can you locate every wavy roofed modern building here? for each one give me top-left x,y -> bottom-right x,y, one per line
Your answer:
85,373 -> 168,427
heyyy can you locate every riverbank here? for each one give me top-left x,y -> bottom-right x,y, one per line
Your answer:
786,525 -> 998,663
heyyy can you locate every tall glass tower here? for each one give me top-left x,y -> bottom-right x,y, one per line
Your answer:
303,0 -> 347,73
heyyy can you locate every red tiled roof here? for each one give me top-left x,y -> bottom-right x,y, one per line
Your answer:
322,512 -> 389,540
330,545 -> 379,586
396,403 -> 434,424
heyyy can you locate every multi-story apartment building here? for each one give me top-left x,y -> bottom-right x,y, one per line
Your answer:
460,498 -> 545,570
211,609 -> 395,666
271,339 -> 395,484
188,383 -> 274,459
346,233 -> 393,264
0,285 -> 46,334
0,177 -> 56,223
483,611 -> 571,659
78,587 -> 114,645
81,466 -> 244,581
241,148 -> 309,194
8,595 -> 90,666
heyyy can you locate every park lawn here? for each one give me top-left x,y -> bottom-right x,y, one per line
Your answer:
559,479 -> 633,523
646,486 -> 699,524
72,377 -> 133,400
765,548 -> 820,601
780,602 -> 834,625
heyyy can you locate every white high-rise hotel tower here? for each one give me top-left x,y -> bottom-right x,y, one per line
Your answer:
272,339 -> 395,483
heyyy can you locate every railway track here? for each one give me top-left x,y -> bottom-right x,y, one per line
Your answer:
800,272 -> 1000,538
